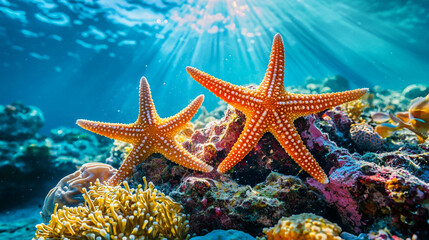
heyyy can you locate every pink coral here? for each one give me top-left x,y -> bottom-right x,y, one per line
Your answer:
308,146 -> 429,236
308,160 -> 363,232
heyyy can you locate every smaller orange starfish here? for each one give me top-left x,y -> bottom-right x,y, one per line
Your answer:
187,33 -> 368,184
77,77 -> 213,186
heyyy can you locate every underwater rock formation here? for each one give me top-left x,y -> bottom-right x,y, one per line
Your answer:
261,213 -> 343,240
362,144 -> 429,182
0,102 -> 111,210
316,106 -> 355,149
131,153 -> 197,194
35,178 -> 190,240
169,172 -> 326,236
402,84 -> 429,99
48,127 -> 112,169
41,162 -> 117,222
0,102 -> 44,141
322,75 -> 350,92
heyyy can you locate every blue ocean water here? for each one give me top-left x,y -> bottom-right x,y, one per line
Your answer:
1,0 -> 428,132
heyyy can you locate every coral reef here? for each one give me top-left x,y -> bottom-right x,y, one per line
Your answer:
402,84 -> 429,99
0,102 -> 44,141
350,123 -> 384,152
49,127 -> 112,168
366,229 -> 418,240
170,172 -> 326,236
0,102 -> 111,210
261,213 -> 342,240
104,83 -> 429,239
3,82 -> 428,240
41,162 -> 117,222
322,75 -> 350,92
370,86 -> 410,113
308,145 -> 429,237
34,178 -> 190,240
0,127 -> 111,210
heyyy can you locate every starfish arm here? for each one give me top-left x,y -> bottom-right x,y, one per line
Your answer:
287,88 -> 369,118
218,111 -> 267,173
76,119 -> 144,144
107,144 -> 153,186
257,33 -> 286,98
186,66 -> 256,110
271,123 -> 329,184
159,95 -> 204,133
138,76 -> 158,124
157,139 -> 213,172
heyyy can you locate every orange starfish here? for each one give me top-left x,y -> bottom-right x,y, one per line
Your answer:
187,34 -> 368,184
77,77 -> 213,186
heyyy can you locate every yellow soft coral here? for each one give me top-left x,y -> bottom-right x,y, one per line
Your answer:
34,178 -> 190,240
262,213 -> 343,240
341,99 -> 368,122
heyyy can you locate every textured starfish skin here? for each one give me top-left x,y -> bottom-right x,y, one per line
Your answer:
77,77 -> 213,186
187,34 -> 368,184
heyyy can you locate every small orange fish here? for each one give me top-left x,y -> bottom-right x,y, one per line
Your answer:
375,94 -> 429,143
322,113 -> 332,121
374,123 -> 397,138
408,95 -> 429,142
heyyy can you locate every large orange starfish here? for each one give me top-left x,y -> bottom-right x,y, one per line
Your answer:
77,77 -> 213,186
187,34 -> 368,184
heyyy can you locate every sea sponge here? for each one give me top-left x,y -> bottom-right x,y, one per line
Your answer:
350,123 -> 383,151
262,213 -> 342,240
34,177 -> 190,240
41,162 -> 117,222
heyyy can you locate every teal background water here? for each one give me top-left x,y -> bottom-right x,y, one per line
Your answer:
1,0 -> 428,132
